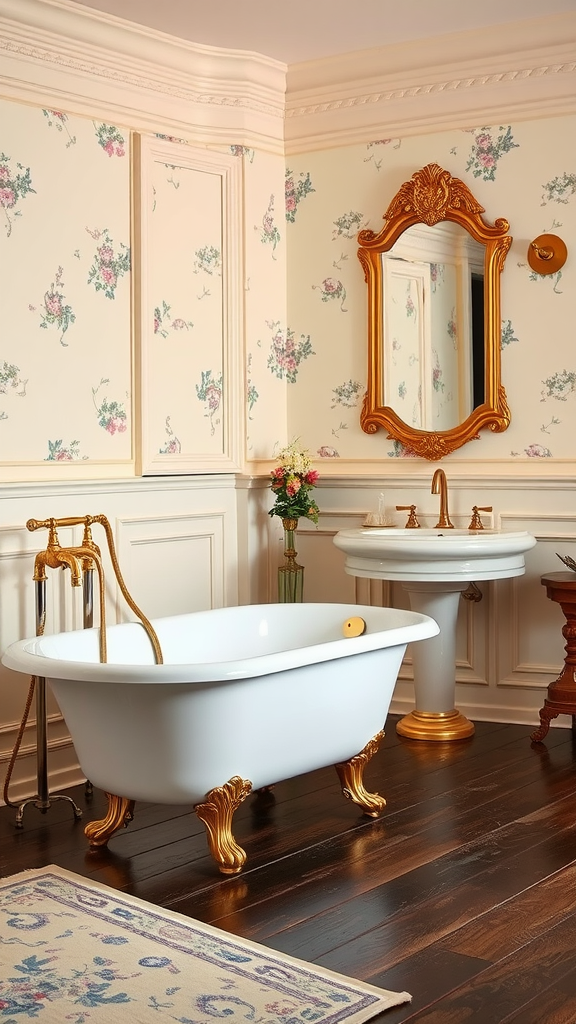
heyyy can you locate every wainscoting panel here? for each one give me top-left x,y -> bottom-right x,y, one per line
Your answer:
115,513 -> 226,621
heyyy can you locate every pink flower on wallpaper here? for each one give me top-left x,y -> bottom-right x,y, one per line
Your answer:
266,321 -> 315,383
87,228 -> 130,299
100,267 -> 117,288
45,294 -> 62,318
40,267 -> 76,345
45,439 -> 82,461
0,187 -> 16,208
465,125 -> 518,182
478,153 -> 495,169
285,167 -> 314,222
154,301 -> 194,337
94,122 -> 126,158
105,417 -> 127,434
0,153 -> 35,236
326,279 -> 339,294
312,276 -> 348,311
196,370 -> 223,435
159,416 -> 181,455
97,244 -> 114,264
92,378 -> 128,435
205,384 -> 221,411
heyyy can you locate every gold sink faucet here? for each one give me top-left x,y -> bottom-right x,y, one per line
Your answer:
431,468 -> 454,529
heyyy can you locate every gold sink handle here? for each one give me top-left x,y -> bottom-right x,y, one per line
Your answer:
468,506 -> 493,530
396,504 -> 420,529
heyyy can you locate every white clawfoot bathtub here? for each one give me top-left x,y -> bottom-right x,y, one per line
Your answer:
3,602 -> 438,873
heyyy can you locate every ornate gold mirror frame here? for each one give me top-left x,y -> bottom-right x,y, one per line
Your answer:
358,163 -> 512,460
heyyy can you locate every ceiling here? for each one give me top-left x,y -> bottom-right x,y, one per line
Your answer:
67,0 -> 576,64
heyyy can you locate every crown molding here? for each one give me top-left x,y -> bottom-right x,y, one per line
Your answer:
286,13 -> 576,152
0,0 -> 286,149
2,2 -> 575,155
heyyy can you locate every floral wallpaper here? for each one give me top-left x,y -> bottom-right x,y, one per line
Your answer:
242,148 -> 288,460
1,93 -> 574,475
240,116 -> 575,464
142,145 -> 227,464
0,99 -> 130,464
0,100 -> 132,464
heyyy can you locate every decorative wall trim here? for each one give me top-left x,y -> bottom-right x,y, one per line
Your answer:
0,0 -> 286,148
136,136 -> 244,475
249,460 -> 576,482
115,511 -> 227,617
285,14 -> 576,151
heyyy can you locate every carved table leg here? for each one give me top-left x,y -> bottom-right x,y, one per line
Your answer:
530,705 -> 559,743
533,574 -> 576,744
84,793 -> 135,847
194,776 -> 253,875
335,729 -> 386,818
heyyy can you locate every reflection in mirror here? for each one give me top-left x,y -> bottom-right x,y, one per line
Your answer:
382,223 -> 485,432
359,163 -> 512,460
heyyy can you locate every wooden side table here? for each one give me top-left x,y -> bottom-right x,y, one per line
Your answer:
531,571 -> 576,743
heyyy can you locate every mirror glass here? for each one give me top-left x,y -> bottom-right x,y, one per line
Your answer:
382,222 -> 485,432
359,163 -> 512,459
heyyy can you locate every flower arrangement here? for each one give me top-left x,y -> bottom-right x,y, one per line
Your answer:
269,441 -> 320,524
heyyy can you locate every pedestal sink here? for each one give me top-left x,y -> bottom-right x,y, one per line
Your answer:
333,527 -> 537,740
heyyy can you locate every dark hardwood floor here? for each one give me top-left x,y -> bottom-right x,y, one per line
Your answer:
2,717 -> 576,1022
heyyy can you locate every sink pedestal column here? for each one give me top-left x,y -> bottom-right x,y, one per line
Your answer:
397,582 -> 475,741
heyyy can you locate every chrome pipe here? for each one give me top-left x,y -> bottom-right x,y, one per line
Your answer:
15,578 -> 82,826
83,567 -> 94,629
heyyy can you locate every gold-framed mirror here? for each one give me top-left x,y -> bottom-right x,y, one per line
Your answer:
358,163 -> 512,459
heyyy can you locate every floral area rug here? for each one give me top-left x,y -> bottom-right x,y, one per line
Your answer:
0,866 -> 410,1022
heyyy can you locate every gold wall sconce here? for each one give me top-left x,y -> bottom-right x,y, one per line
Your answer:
527,234 -> 568,275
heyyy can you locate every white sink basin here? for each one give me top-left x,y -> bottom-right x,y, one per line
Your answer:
333,528 -> 537,582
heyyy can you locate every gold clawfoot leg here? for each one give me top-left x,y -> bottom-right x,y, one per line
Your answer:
195,776 -> 253,875
335,730 -> 386,818
84,793 -> 135,847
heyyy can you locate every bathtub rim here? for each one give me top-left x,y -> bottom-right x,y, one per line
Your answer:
1,602 -> 439,685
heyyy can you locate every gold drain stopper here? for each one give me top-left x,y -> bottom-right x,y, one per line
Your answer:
342,616 -> 366,638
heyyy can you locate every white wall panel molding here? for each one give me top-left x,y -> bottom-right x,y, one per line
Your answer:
0,474 -> 239,502
456,596 -> 489,686
0,0 -> 286,149
115,511 -> 228,620
499,511 -> 576,538
286,14 -> 576,152
0,716 -> 73,764
493,515 -> 575,692
251,461 -> 576,483
136,137 -> 244,475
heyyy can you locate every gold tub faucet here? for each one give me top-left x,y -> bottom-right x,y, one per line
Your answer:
29,518 -> 101,586
431,468 -> 454,529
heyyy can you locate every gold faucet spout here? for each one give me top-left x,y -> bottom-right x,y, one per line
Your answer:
32,518 -> 102,588
46,548 -> 84,586
431,468 -> 454,529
